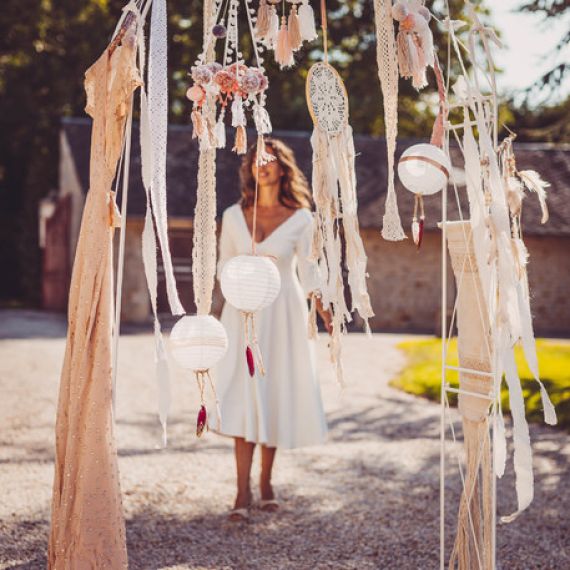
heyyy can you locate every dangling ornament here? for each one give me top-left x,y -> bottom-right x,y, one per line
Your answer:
398,54 -> 449,249
306,0 -> 374,385
398,142 -> 450,248
220,255 -> 281,377
392,0 -> 435,90
169,315 -> 229,437
187,0 -> 273,155
256,0 -> 317,66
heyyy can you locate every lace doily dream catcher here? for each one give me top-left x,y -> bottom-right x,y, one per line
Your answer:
306,2 -> 374,385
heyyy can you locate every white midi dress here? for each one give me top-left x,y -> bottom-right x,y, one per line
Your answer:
214,203 -> 328,449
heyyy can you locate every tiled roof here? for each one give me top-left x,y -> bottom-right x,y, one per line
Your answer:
62,117 -> 570,236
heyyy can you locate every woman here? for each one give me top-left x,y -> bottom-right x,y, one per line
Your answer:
215,138 -> 331,521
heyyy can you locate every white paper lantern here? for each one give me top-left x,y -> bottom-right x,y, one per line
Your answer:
220,254 -> 281,312
398,143 -> 451,196
169,315 -> 228,371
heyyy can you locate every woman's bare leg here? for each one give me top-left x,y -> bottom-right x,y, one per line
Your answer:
233,437 -> 255,510
260,445 -> 277,506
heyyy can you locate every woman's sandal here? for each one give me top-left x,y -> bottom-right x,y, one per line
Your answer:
228,507 -> 250,522
258,499 -> 279,512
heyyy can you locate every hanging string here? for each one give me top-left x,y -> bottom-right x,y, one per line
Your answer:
320,0 -> 328,63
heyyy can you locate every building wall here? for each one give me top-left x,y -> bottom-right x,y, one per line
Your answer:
114,223 -> 570,336
362,229 -> 570,336
525,234 -> 570,337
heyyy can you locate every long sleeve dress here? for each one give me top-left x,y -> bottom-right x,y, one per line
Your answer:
213,203 -> 328,449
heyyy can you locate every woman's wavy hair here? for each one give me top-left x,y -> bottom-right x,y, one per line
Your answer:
239,137 -> 313,210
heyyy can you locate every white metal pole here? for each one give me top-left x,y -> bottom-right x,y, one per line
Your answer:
440,182 -> 448,570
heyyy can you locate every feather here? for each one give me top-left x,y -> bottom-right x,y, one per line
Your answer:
518,170 -> 550,224
506,176 -> 524,217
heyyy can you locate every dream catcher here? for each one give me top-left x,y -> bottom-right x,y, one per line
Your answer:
186,0 -> 273,155
255,0 -> 318,68
306,0 -> 374,385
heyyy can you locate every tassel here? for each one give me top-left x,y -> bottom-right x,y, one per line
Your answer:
214,116 -> 226,149
253,103 -> 272,135
265,6 -> 280,48
275,16 -> 294,68
288,6 -> 303,52
196,404 -> 207,437
231,96 -> 246,128
298,0 -> 317,42
233,125 -> 247,154
246,345 -> 255,377
255,0 -> 271,39
191,109 -> 204,139
396,32 -> 411,77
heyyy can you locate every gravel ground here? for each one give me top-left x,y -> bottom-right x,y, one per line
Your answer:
0,309 -> 568,569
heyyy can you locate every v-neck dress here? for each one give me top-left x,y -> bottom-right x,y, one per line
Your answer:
214,203 -> 328,449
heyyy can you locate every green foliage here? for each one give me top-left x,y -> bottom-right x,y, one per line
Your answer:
0,0 -> 484,304
390,338 -> 570,430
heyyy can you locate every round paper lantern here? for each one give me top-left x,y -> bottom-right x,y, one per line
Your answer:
220,255 -> 281,313
169,314 -> 228,371
398,143 -> 451,196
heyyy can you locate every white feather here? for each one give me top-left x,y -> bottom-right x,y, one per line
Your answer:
518,170 -> 550,224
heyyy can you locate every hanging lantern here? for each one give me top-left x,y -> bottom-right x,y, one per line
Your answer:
220,254 -> 281,377
170,314 -> 228,437
398,143 -> 451,249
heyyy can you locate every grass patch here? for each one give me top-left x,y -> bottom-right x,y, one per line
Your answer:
390,338 -> 570,430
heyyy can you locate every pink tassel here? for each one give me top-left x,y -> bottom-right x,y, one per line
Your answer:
288,6 -> 303,52
196,404 -> 207,437
255,0 -> 271,39
246,345 -> 255,377
396,32 -> 411,77
191,109 -> 204,139
275,17 -> 294,69
232,125 -> 247,155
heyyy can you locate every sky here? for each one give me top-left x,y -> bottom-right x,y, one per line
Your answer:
491,0 -> 570,104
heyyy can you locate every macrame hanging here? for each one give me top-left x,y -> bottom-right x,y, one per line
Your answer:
373,0 -> 406,241
306,0 -> 374,385
255,0 -> 318,69
169,0 -> 229,437
186,0 -> 273,155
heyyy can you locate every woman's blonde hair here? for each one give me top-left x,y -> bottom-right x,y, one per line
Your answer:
239,137 -> 313,210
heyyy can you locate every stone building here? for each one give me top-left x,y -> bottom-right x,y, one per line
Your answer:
40,117 -> 570,336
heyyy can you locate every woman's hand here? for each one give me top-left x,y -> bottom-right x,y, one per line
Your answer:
314,295 -> 333,335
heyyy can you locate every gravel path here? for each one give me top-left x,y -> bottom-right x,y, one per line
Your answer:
0,309 -> 568,569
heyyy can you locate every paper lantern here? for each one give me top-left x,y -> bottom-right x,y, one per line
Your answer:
169,314 -> 228,437
220,254 -> 281,313
398,143 -> 451,249
398,143 -> 450,196
220,254 -> 281,377
170,314 -> 228,371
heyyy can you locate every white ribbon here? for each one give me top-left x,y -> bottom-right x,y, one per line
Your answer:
148,0 -> 184,316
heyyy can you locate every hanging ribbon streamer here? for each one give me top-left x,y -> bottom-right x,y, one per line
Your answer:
373,0 -> 406,241
148,0 -> 184,316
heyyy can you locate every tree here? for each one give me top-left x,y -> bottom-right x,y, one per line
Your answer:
0,0 -> 483,305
